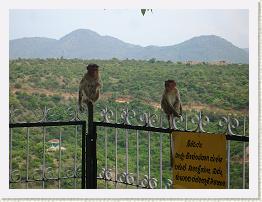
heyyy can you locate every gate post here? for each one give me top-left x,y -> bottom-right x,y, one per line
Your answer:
86,102 -> 97,189
81,122 -> 86,189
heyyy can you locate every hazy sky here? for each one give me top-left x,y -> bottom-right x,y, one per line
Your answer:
9,9 -> 249,48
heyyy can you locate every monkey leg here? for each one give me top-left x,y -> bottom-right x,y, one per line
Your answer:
170,114 -> 174,129
167,114 -> 172,129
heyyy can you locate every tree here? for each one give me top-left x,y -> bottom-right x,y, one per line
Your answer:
148,58 -> 156,63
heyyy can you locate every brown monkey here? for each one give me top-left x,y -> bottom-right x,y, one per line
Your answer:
161,80 -> 182,128
78,64 -> 102,111
161,80 -> 182,168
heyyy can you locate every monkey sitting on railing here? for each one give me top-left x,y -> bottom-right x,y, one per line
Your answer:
161,79 -> 182,128
78,64 -> 102,112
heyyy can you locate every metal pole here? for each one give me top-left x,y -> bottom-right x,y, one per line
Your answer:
42,127 -> 46,188
125,129 -> 129,188
227,140 -> 231,189
115,107 -> 118,188
86,102 -> 97,189
26,128 -> 30,189
105,127 -> 108,188
136,130 -> 139,188
74,126 -> 78,188
81,121 -> 86,189
242,116 -> 246,189
148,131 -> 151,185
58,127 -> 62,189
9,128 -> 13,187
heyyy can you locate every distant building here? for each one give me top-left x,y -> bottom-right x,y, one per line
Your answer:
47,139 -> 66,152
208,60 -> 230,65
48,139 -> 59,145
219,60 -> 227,65
183,61 -> 204,65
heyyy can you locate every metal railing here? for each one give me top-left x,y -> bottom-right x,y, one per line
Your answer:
93,105 -> 249,189
9,104 -> 249,189
9,107 -> 86,189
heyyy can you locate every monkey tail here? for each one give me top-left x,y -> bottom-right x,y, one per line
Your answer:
78,90 -> 83,110
180,103 -> 183,115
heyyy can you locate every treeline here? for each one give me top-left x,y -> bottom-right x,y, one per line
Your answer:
10,58 -> 248,112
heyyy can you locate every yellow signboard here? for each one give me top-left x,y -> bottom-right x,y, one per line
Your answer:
172,131 -> 227,189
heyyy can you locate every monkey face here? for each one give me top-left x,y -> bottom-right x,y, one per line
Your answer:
165,80 -> 176,92
88,69 -> 99,79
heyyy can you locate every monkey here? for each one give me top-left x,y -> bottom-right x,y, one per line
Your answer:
78,64 -> 102,111
160,80 -> 182,168
160,80 -> 182,128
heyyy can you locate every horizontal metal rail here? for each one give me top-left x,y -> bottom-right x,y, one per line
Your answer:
10,176 -> 81,184
10,121 -> 86,128
94,122 -> 249,142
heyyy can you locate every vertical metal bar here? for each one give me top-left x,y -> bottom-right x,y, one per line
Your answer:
160,116 -> 163,189
42,127 -> 46,188
242,117 -> 246,189
185,112 -> 188,131
86,102 -> 92,188
136,130 -> 139,188
148,111 -> 152,188
115,107 -> 118,188
26,128 -> 30,189
148,131 -> 151,184
86,102 -> 97,189
105,127 -> 108,188
58,127 -> 62,189
74,126 -> 78,188
9,128 -> 13,187
160,133 -> 163,189
226,115 -> 231,189
125,129 -> 129,188
170,133 -> 173,170
81,122 -> 86,189
171,132 -> 174,186
93,125 -> 97,188
227,140 -> 231,189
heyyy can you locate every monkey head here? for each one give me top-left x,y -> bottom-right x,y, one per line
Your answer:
165,80 -> 177,92
87,63 -> 99,79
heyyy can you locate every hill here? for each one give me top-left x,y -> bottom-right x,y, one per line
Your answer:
10,29 -> 248,63
9,58 -> 249,115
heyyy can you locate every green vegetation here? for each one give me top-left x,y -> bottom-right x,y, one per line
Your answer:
9,58 -> 249,189
9,58 -> 248,112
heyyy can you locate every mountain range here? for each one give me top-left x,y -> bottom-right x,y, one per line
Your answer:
9,29 -> 248,63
